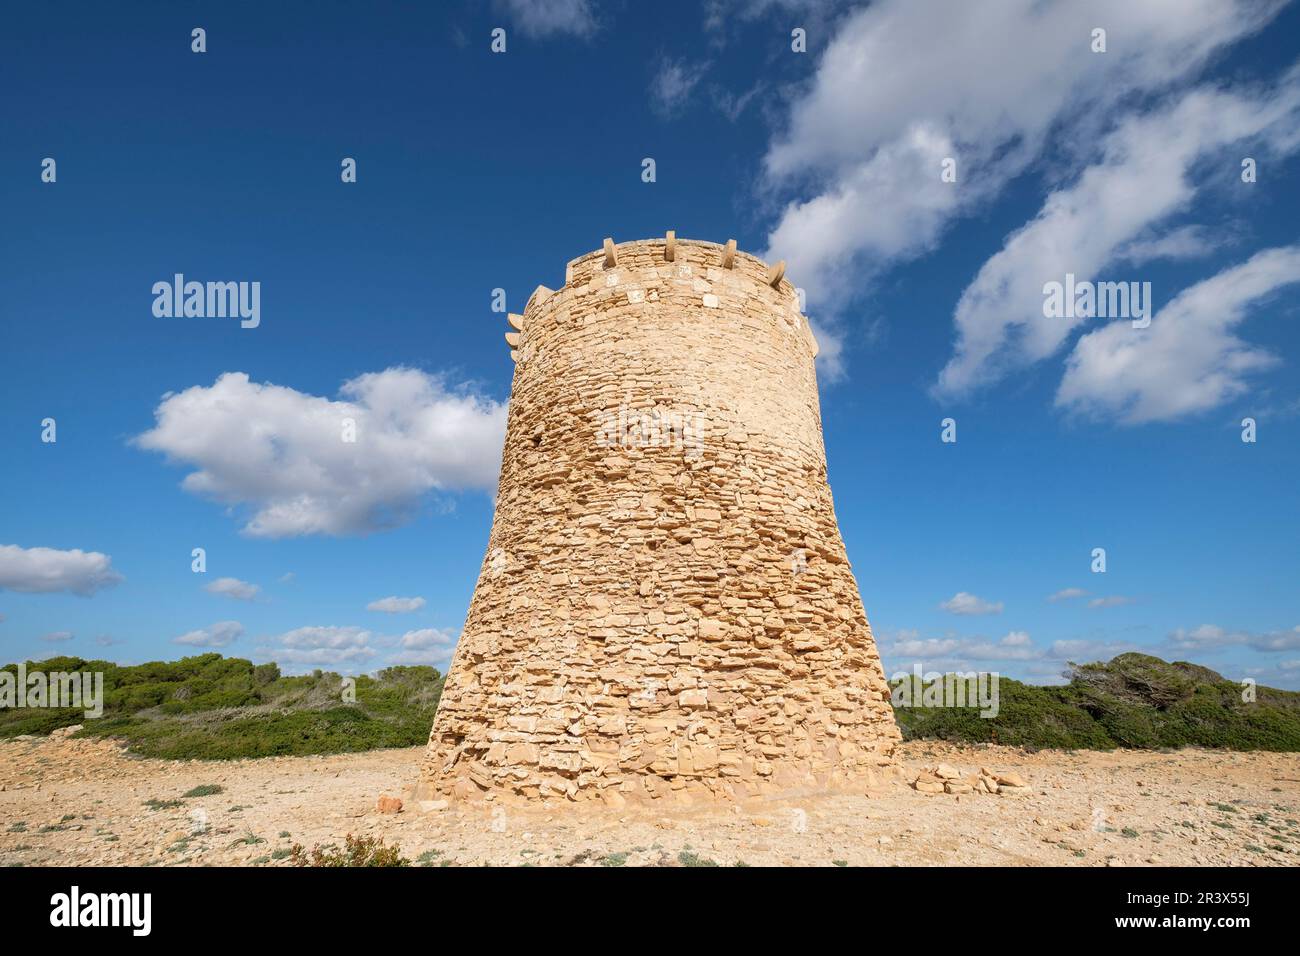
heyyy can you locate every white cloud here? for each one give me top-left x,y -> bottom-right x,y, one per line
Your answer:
959,631 -> 1043,661
496,0 -> 596,38
1116,224 -> 1230,265
204,577 -> 261,601
806,317 -> 846,382
1057,245 -> 1300,423
650,56 -> 707,118
0,544 -> 123,596
367,595 -> 427,614
1047,588 -> 1089,602
1247,625 -> 1300,652
939,591 -> 1003,616
1048,638 -> 1137,661
42,631 -> 74,642
256,623 -> 459,671
135,368 -> 507,538
888,635 -> 964,658
265,625 -> 377,666
174,620 -> 244,648
881,628 -> 1151,671
767,120 -> 963,308
388,628 -> 459,666
763,0 -> 1284,311
1167,624 -> 1247,651
1165,623 -> 1300,653
938,79 -> 1300,397
882,629 -> 1045,666
1087,595 -> 1136,609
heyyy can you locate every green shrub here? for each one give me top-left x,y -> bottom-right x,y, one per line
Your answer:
182,784 -> 224,798
1,653 -> 445,760
893,653 -> 1300,751
288,834 -> 409,867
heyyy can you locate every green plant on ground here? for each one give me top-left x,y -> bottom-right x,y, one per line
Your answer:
288,834 -> 409,867
143,799 -> 183,811
183,784 -> 223,798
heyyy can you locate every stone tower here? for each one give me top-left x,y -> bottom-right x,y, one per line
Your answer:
418,235 -> 899,806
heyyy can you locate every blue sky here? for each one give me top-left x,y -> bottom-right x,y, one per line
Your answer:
2,0 -> 1299,687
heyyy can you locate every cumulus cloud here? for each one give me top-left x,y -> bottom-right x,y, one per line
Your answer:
881,629 -> 1046,666
265,625 -> 377,666
254,623 -> 459,671
388,628 -> 459,666
1166,623 -> 1300,653
174,620 -> 244,648
1047,588 -> 1089,602
886,632 -> 964,659
1047,638 -> 1138,661
938,80 -> 1300,397
939,591 -> 1003,616
1057,245 -> 1300,423
957,631 -> 1042,662
495,0 -> 596,38
135,368 -> 507,538
42,631 -> 74,642
880,627 -> 1148,670
204,577 -> 261,601
806,318 -> 847,382
367,595 -> 427,614
1251,626 -> 1300,652
0,544 -> 123,596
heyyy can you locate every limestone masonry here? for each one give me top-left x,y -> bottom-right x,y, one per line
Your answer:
417,235 -> 901,805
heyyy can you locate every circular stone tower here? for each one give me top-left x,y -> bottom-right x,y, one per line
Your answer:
418,235 -> 900,806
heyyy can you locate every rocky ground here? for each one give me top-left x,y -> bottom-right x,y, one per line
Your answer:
2,728 -> 1297,867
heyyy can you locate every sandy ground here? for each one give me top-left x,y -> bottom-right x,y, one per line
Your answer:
2,729 -> 1298,867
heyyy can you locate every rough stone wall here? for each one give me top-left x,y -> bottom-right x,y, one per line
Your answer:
418,237 -> 900,806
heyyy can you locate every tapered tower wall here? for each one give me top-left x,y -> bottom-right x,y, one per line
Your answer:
418,236 -> 900,806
